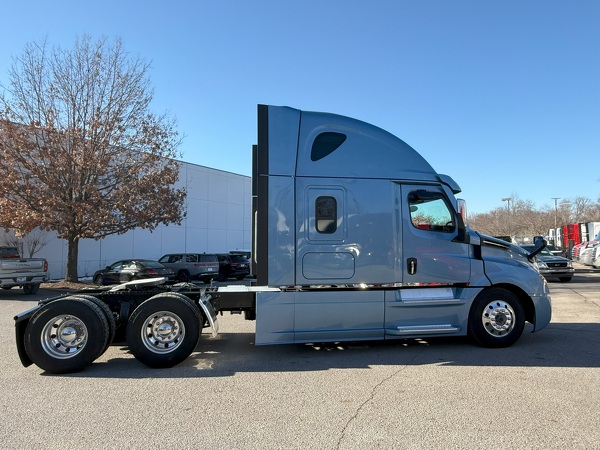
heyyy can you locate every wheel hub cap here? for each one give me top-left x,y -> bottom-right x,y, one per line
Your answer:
482,301 -> 515,337
41,315 -> 88,358
141,312 -> 185,353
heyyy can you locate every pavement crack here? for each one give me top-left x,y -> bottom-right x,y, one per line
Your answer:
335,348 -> 425,449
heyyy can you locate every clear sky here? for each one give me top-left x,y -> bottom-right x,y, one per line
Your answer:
1,1 -> 598,214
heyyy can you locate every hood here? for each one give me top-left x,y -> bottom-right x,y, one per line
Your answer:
536,253 -> 569,263
478,233 -> 528,256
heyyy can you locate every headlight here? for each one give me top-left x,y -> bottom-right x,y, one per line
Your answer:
537,261 -> 548,269
567,261 -> 573,268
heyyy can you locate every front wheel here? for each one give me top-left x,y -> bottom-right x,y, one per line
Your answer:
468,288 -> 525,348
126,293 -> 202,368
24,297 -> 110,373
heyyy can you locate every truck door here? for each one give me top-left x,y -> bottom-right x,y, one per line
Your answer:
383,184 -> 471,337
399,184 -> 470,285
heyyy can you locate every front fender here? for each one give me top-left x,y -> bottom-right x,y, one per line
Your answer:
482,258 -> 552,332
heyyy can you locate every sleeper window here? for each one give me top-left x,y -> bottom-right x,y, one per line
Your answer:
311,132 -> 347,161
316,196 -> 337,233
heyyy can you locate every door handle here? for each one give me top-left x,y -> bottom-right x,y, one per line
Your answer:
407,257 -> 417,275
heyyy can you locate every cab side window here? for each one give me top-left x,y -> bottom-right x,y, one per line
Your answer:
408,191 -> 455,232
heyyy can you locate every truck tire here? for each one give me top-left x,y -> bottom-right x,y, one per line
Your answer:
468,288 -> 525,348
70,294 -> 116,355
24,297 -> 110,374
126,293 -> 202,368
23,284 -> 40,295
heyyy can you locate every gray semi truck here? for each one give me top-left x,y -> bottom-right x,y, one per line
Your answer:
14,104 -> 552,374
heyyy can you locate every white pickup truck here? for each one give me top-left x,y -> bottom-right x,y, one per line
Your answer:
0,246 -> 48,294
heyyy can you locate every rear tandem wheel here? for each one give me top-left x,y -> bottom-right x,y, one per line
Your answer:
125,293 -> 202,368
69,294 -> 117,355
24,297 -> 110,374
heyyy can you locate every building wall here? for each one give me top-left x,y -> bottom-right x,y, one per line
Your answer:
2,162 -> 252,280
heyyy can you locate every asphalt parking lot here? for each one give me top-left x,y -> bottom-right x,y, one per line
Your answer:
1,271 -> 598,449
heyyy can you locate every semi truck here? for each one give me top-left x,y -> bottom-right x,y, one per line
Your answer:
14,104 -> 552,374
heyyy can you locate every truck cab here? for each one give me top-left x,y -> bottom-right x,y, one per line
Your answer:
252,105 -> 551,347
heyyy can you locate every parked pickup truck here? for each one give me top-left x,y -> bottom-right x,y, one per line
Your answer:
0,246 -> 48,294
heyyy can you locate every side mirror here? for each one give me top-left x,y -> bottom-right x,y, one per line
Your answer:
453,208 -> 469,244
456,199 -> 467,223
528,236 -> 547,261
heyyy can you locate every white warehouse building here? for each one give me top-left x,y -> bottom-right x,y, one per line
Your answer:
4,162 -> 252,280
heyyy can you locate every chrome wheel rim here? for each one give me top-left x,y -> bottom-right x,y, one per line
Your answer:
140,311 -> 185,353
481,301 -> 516,337
40,315 -> 88,359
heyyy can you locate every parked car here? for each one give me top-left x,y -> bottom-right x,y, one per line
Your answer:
158,253 -> 220,283
93,259 -> 175,285
592,250 -> 600,269
544,244 -> 562,256
578,241 -> 600,266
229,250 -> 251,259
216,253 -> 250,281
521,245 -> 574,282
571,243 -> 585,261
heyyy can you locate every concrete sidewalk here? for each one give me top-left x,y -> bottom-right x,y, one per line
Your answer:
572,261 -> 600,273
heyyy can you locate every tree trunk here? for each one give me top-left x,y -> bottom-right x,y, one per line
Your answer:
65,235 -> 79,282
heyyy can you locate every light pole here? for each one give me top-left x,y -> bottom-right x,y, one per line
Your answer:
551,197 -> 560,229
501,197 -> 512,211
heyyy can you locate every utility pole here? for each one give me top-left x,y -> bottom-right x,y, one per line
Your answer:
552,197 -> 560,229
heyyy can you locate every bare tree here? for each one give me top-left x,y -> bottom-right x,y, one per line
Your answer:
0,230 -> 23,256
0,36 -> 186,281
469,195 -> 600,243
571,197 -> 592,223
0,228 -> 49,257
589,198 -> 600,222
22,228 -> 50,258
